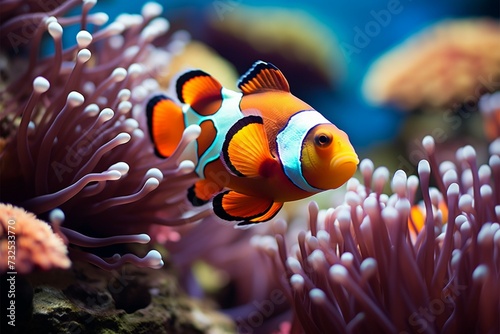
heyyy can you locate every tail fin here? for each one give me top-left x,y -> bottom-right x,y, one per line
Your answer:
146,94 -> 185,158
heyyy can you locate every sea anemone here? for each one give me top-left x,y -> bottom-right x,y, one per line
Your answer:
362,19 -> 500,110
165,216 -> 291,334
0,203 -> 70,274
256,136 -> 500,333
479,91 -> 500,141
0,0 -> 211,270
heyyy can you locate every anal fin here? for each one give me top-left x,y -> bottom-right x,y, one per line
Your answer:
213,190 -> 283,224
241,202 -> 283,225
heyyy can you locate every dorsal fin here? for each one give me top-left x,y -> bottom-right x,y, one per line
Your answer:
176,69 -> 223,116
237,61 -> 290,95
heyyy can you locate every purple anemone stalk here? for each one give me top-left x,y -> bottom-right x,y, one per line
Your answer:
165,216 -> 292,333
0,1 -> 212,270
258,136 -> 500,334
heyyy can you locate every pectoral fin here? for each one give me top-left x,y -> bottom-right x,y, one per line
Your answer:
221,115 -> 278,178
213,190 -> 283,224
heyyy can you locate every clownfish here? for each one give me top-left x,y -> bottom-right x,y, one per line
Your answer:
146,61 -> 358,225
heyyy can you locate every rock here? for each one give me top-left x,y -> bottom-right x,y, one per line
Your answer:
21,262 -> 236,334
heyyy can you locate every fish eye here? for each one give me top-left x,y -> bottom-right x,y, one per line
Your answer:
314,133 -> 332,148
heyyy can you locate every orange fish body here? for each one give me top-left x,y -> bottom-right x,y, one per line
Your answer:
147,61 -> 358,225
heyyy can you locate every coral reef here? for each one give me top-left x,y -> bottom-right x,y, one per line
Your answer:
362,19 -> 500,110
255,136 -> 500,333
0,203 -> 70,274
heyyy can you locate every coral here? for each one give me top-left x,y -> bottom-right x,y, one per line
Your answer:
0,0 -> 210,270
256,136 -> 500,333
362,19 -> 500,110
0,203 -> 70,274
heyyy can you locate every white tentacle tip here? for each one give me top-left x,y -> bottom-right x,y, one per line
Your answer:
290,274 -> 304,290
49,208 -> 65,225
118,101 -> 132,114
136,234 -> 151,243
83,0 -> 98,8
184,124 -> 202,141
111,67 -> 127,82
99,108 -> 115,122
115,132 -> 132,144
146,168 -> 163,181
309,288 -> 326,304
76,30 -> 93,48
77,49 -> 91,63
90,12 -> 109,25
67,91 -> 85,107
359,159 -> 374,177
329,264 -> 349,284
472,265 -> 489,283
418,160 -> 431,176
177,160 -> 195,174
108,162 -> 130,176
462,145 -> 477,161
142,2 -> 164,19
422,136 -> 435,154
144,177 -> 160,190
106,22 -> 126,35
286,257 -> 302,274
33,76 -> 50,93
144,250 -> 164,269
48,22 -> 63,38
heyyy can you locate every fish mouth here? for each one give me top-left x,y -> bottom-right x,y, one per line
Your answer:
331,152 -> 359,170
323,152 -> 359,189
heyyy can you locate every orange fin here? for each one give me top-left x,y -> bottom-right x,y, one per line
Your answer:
237,61 -> 290,94
239,202 -> 284,226
188,179 -> 223,206
221,115 -> 278,178
146,95 -> 185,158
176,70 -> 223,116
213,190 -> 283,223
